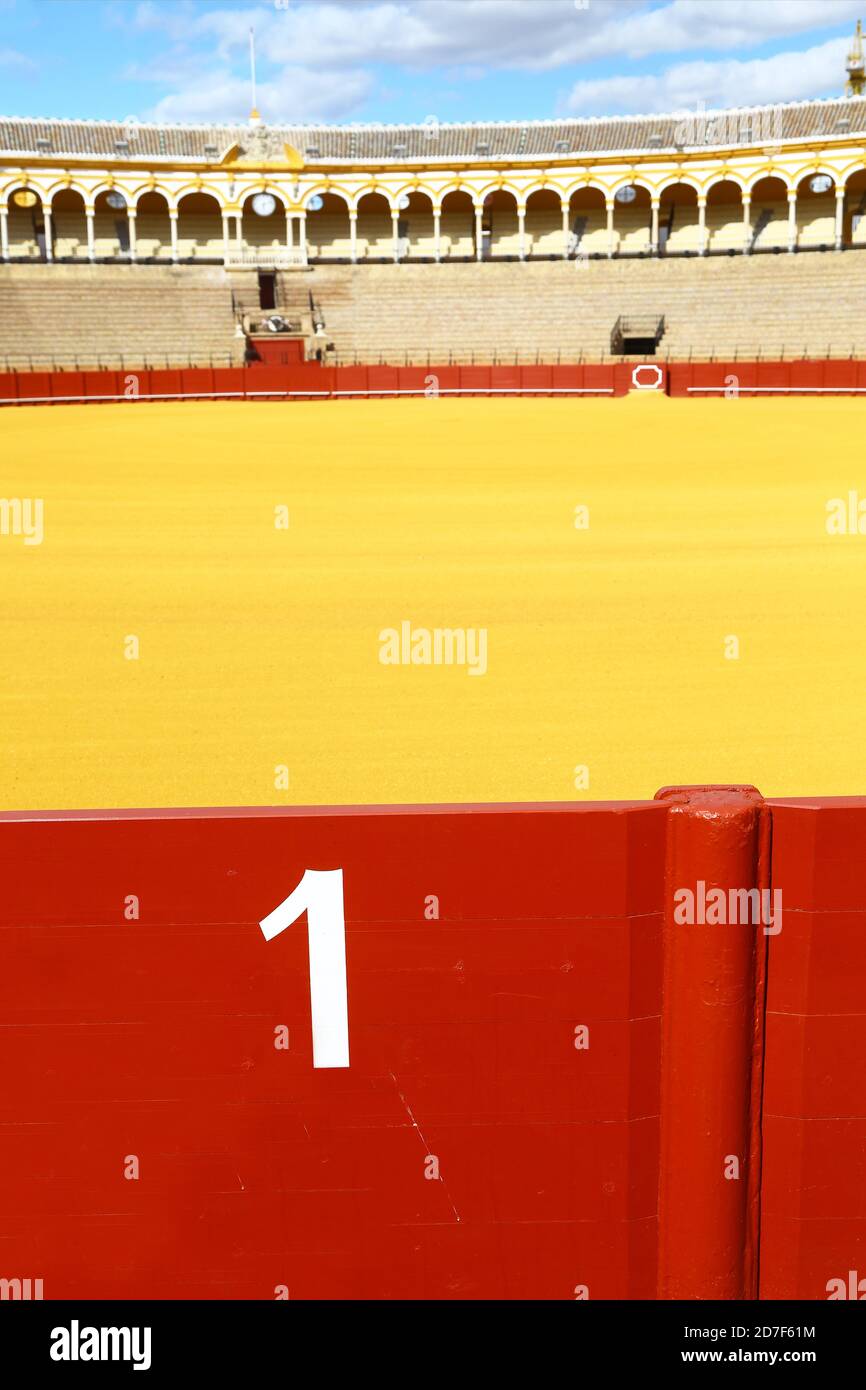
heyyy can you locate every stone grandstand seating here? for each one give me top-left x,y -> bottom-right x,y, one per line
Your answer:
2,250 -> 866,370
0,264 -> 242,368
292,251 -> 866,363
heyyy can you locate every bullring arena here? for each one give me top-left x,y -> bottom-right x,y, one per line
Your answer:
4,68 -> 866,805
3,17 -> 866,1316
3,392 -> 866,808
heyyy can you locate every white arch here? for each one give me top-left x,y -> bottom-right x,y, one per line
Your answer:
562,178 -> 609,203
300,183 -> 352,209
656,173 -> 702,198
703,173 -> 747,197
236,184 -> 289,211
522,182 -> 566,205
610,174 -> 654,198
436,182 -> 483,208
41,179 -> 90,205
131,184 -> 174,210
351,184 -> 394,212
174,183 -> 227,210
790,164 -> 839,190
84,180 -> 141,208
391,181 -> 436,207
746,169 -> 793,195
0,176 -> 47,204
477,182 -> 521,205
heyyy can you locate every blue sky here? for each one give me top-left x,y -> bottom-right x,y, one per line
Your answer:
1,0 -> 864,125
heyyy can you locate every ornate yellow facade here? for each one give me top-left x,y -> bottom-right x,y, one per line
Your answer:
3,90 -> 866,266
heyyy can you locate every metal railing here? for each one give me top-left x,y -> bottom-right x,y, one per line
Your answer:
0,352 -> 244,372
5,344 -> 866,374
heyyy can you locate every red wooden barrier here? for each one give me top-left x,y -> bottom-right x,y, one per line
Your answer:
489,366 -> 522,393
147,369 -> 183,398
211,366 -> 246,398
0,798 -> 665,1300
249,336 -> 305,367
760,798 -> 866,1300
180,367 -> 215,398
366,365 -> 401,394
332,365 -> 369,396
459,365 -> 491,395
16,371 -> 53,401
426,365 -> 461,393
397,366 -> 430,393
4,361 -> 866,406
243,365 -> 289,399
655,785 -> 768,1300
581,364 -> 617,394
669,360 -> 866,396
2,786 -> 864,1299
54,370 -> 86,400
520,365 -> 554,393
285,363 -> 336,397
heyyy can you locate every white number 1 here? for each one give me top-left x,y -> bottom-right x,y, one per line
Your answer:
259,868 -> 350,1069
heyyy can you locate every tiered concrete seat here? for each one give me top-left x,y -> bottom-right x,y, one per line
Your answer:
294,252 -> 866,363
0,263 -> 242,368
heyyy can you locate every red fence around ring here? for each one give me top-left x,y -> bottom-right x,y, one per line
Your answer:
667,360 -> 866,394
1,787 -> 864,1300
3,361 -> 866,405
0,363 -> 626,405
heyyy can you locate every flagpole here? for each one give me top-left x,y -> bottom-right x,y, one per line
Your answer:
249,27 -> 259,121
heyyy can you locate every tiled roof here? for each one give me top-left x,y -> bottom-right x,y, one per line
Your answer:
1,98 -> 865,163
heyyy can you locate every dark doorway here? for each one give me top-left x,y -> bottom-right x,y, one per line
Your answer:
623,336 -> 658,355
258,272 -> 277,310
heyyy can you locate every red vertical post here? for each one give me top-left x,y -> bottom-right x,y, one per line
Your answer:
654,785 -> 770,1300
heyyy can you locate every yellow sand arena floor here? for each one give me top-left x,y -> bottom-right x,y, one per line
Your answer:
2,393 -> 865,809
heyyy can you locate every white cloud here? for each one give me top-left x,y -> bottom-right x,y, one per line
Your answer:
127,0 -> 865,73
130,0 -> 643,73
120,0 -> 865,125
582,0 -> 864,63
147,66 -> 374,124
563,35 -> 852,114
